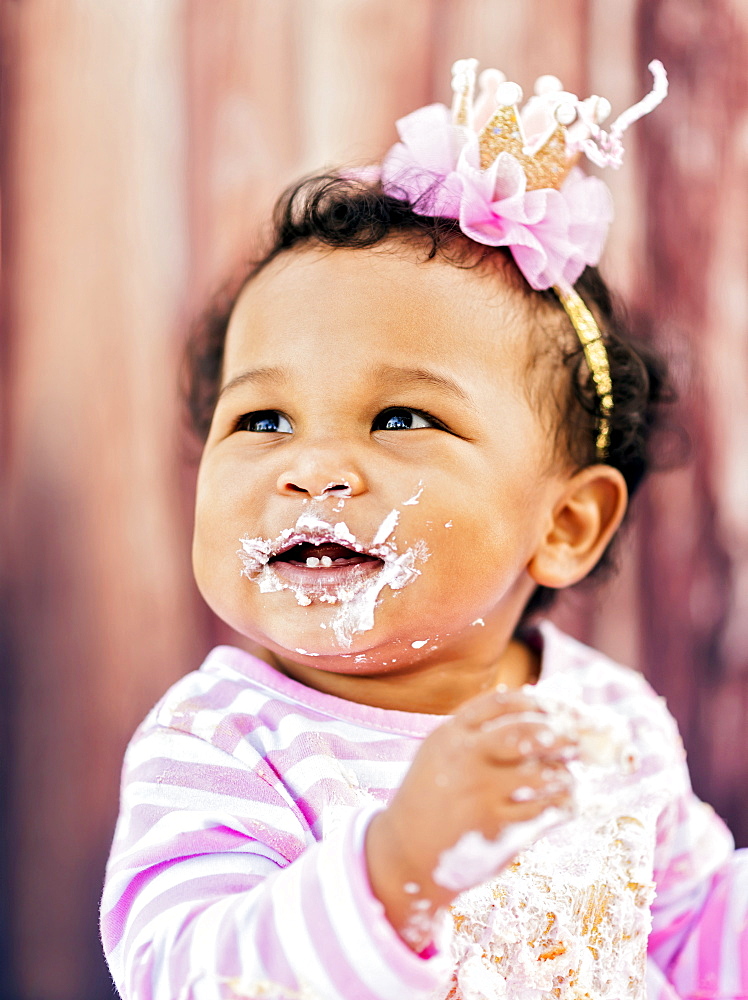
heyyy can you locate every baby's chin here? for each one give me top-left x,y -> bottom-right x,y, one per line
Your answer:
255,621 -> 418,675
236,604 -> 442,678
221,568 -> 421,654
230,581 -> 506,675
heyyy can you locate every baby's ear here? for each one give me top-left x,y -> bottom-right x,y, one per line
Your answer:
527,465 -> 628,589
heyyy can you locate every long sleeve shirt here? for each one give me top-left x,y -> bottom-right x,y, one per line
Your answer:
100,622 -> 748,1000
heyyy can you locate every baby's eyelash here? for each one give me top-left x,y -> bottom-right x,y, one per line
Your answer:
372,407 -> 449,432
234,410 -> 292,434
232,406 -> 451,435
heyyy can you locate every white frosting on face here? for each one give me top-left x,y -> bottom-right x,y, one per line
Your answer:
326,540 -> 427,646
371,508 -> 400,547
237,509 -> 429,647
402,481 -> 424,505
236,534 -> 275,574
332,521 -> 356,545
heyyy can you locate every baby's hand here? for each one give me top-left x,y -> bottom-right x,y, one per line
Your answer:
365,688 -> 576,949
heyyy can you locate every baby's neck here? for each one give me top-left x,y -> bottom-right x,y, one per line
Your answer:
265,637 -> 541,715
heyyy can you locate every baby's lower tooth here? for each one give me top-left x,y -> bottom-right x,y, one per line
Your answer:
320,556 -> 333,567
306,556 -> 320,567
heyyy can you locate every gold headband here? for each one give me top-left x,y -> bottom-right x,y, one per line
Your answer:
554,286 -> 613,459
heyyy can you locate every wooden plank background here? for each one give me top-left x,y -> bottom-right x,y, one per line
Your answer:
1,1 -> 746,997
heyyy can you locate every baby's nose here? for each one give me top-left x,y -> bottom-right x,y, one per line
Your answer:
276,465 -> 364,499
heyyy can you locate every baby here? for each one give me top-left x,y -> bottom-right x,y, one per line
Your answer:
101,61 -> 747,1000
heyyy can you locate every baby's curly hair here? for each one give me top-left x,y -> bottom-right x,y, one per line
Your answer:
184,173 -> 672,620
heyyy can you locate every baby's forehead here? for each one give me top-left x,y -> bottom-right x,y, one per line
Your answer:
226,243 -> 541,377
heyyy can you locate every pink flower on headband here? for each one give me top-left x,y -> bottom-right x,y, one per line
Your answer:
379,102 -> 613,290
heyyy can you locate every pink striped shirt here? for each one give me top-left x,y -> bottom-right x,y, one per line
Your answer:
101,623 -> 747,999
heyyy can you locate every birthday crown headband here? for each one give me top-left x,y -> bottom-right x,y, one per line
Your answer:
375,58 -> 668,457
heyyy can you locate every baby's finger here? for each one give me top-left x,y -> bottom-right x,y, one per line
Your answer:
508,760 -> 574,802
477,713 -> 578,763
484,782 -> 575,829
458,687 -> 543,729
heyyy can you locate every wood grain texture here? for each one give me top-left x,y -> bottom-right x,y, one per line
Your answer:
2,2 -> 200,996
1,1 -> 746,996
634,0 -> 748,853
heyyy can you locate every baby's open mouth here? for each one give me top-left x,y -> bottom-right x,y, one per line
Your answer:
271,541 -> 384,569
267,539 -> 385,593
238,512 -> 427,637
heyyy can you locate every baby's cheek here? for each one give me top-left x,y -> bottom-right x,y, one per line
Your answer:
192,491 -> 241,599
192,528 -> 250,635
191,519 -> 225,607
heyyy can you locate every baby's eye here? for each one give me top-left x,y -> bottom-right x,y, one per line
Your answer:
372,407 -> 439,431
236,410 -> 293,434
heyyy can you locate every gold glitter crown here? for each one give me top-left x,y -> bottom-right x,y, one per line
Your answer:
450,59 -> 614,191
383,59 -> 667,458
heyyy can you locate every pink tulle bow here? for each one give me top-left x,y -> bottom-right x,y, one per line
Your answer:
379,103 -> 613,290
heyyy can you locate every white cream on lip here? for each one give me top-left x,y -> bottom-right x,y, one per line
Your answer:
237,509 -> 428,647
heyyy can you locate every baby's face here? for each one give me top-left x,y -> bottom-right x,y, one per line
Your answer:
193,245 -> 570,693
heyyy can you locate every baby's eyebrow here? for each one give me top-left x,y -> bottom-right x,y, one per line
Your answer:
218,366 -> 288,400
373,364 -> 476,408
217,363 -> 476,409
